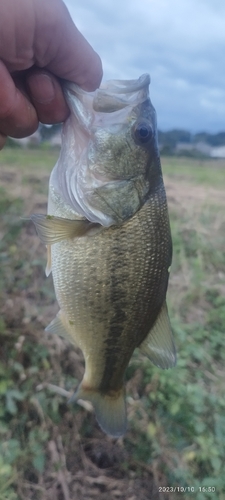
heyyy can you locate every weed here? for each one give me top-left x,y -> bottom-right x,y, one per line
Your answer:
0,153 -> 225,499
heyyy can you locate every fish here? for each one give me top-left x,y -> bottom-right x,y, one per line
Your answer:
31,73 -> 176,438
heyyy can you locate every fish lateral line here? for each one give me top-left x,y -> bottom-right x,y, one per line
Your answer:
28,74 -> 176,438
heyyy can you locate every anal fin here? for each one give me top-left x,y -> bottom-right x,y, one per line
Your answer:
45,245 -> 52,277
45,311 -> 77,346
139,301 -> 176,369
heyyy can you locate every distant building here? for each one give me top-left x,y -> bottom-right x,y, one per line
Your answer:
175,141 -> 212,156
194,141 -> 212,156
210,146 -> 225,158
175,142 -> 194,153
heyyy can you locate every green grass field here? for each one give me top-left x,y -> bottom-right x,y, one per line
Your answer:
162,156 -> 225,187
0,148 -> 225,500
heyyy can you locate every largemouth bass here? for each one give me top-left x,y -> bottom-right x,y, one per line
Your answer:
31,74 -> 176,437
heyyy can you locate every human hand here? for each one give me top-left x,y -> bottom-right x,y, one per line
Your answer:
0,0 -> 102,149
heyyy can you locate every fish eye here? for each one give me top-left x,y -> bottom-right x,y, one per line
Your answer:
133,121 -> 153,144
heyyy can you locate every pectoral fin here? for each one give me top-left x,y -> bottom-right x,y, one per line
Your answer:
139,301 -> 176,369
30,214 -> 100,244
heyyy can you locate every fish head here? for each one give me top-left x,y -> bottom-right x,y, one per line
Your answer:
52,74 -> 161,226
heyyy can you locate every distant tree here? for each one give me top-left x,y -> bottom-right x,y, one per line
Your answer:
160,144 -> 174,156
193,131 -> 225,146
158,129 -> 191,150
209,132 -> 225,146
193,132 -> 208,144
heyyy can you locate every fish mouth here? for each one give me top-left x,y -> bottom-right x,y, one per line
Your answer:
55,74 -> 153,226
64,74 -> 151,114
65,74 -> 150,96
96,73 -> 150,94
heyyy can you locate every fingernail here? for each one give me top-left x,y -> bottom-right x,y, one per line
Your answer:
27,73 -> 55,104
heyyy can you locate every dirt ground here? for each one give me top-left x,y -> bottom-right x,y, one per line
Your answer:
0,164 -> 170,500
1,160 -> 224,500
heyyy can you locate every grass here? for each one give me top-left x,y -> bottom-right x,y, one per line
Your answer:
0,146 -> 58,170
162,156 -> 225,187
0,150 -> 225,500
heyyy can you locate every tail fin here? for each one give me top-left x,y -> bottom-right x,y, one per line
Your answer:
69,384 -> 127,438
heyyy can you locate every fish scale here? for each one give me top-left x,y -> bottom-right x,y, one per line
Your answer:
49,185 -> 171,391
31,74 -> 176,437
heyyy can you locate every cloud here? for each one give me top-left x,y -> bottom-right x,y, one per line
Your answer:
64,0 -> 225,132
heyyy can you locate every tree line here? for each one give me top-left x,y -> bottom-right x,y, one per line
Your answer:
158,129 -> 225,147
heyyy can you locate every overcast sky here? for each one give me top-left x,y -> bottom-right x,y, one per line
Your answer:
64,0 -> 225,133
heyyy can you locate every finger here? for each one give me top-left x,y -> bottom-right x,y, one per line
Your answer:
26,69 -> 69,124
34,0 -> 103,91
0,61 -> 38,138
0,132 -> 7,150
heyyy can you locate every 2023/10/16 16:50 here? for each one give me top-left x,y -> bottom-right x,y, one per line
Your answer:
158,487 -> 216,493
